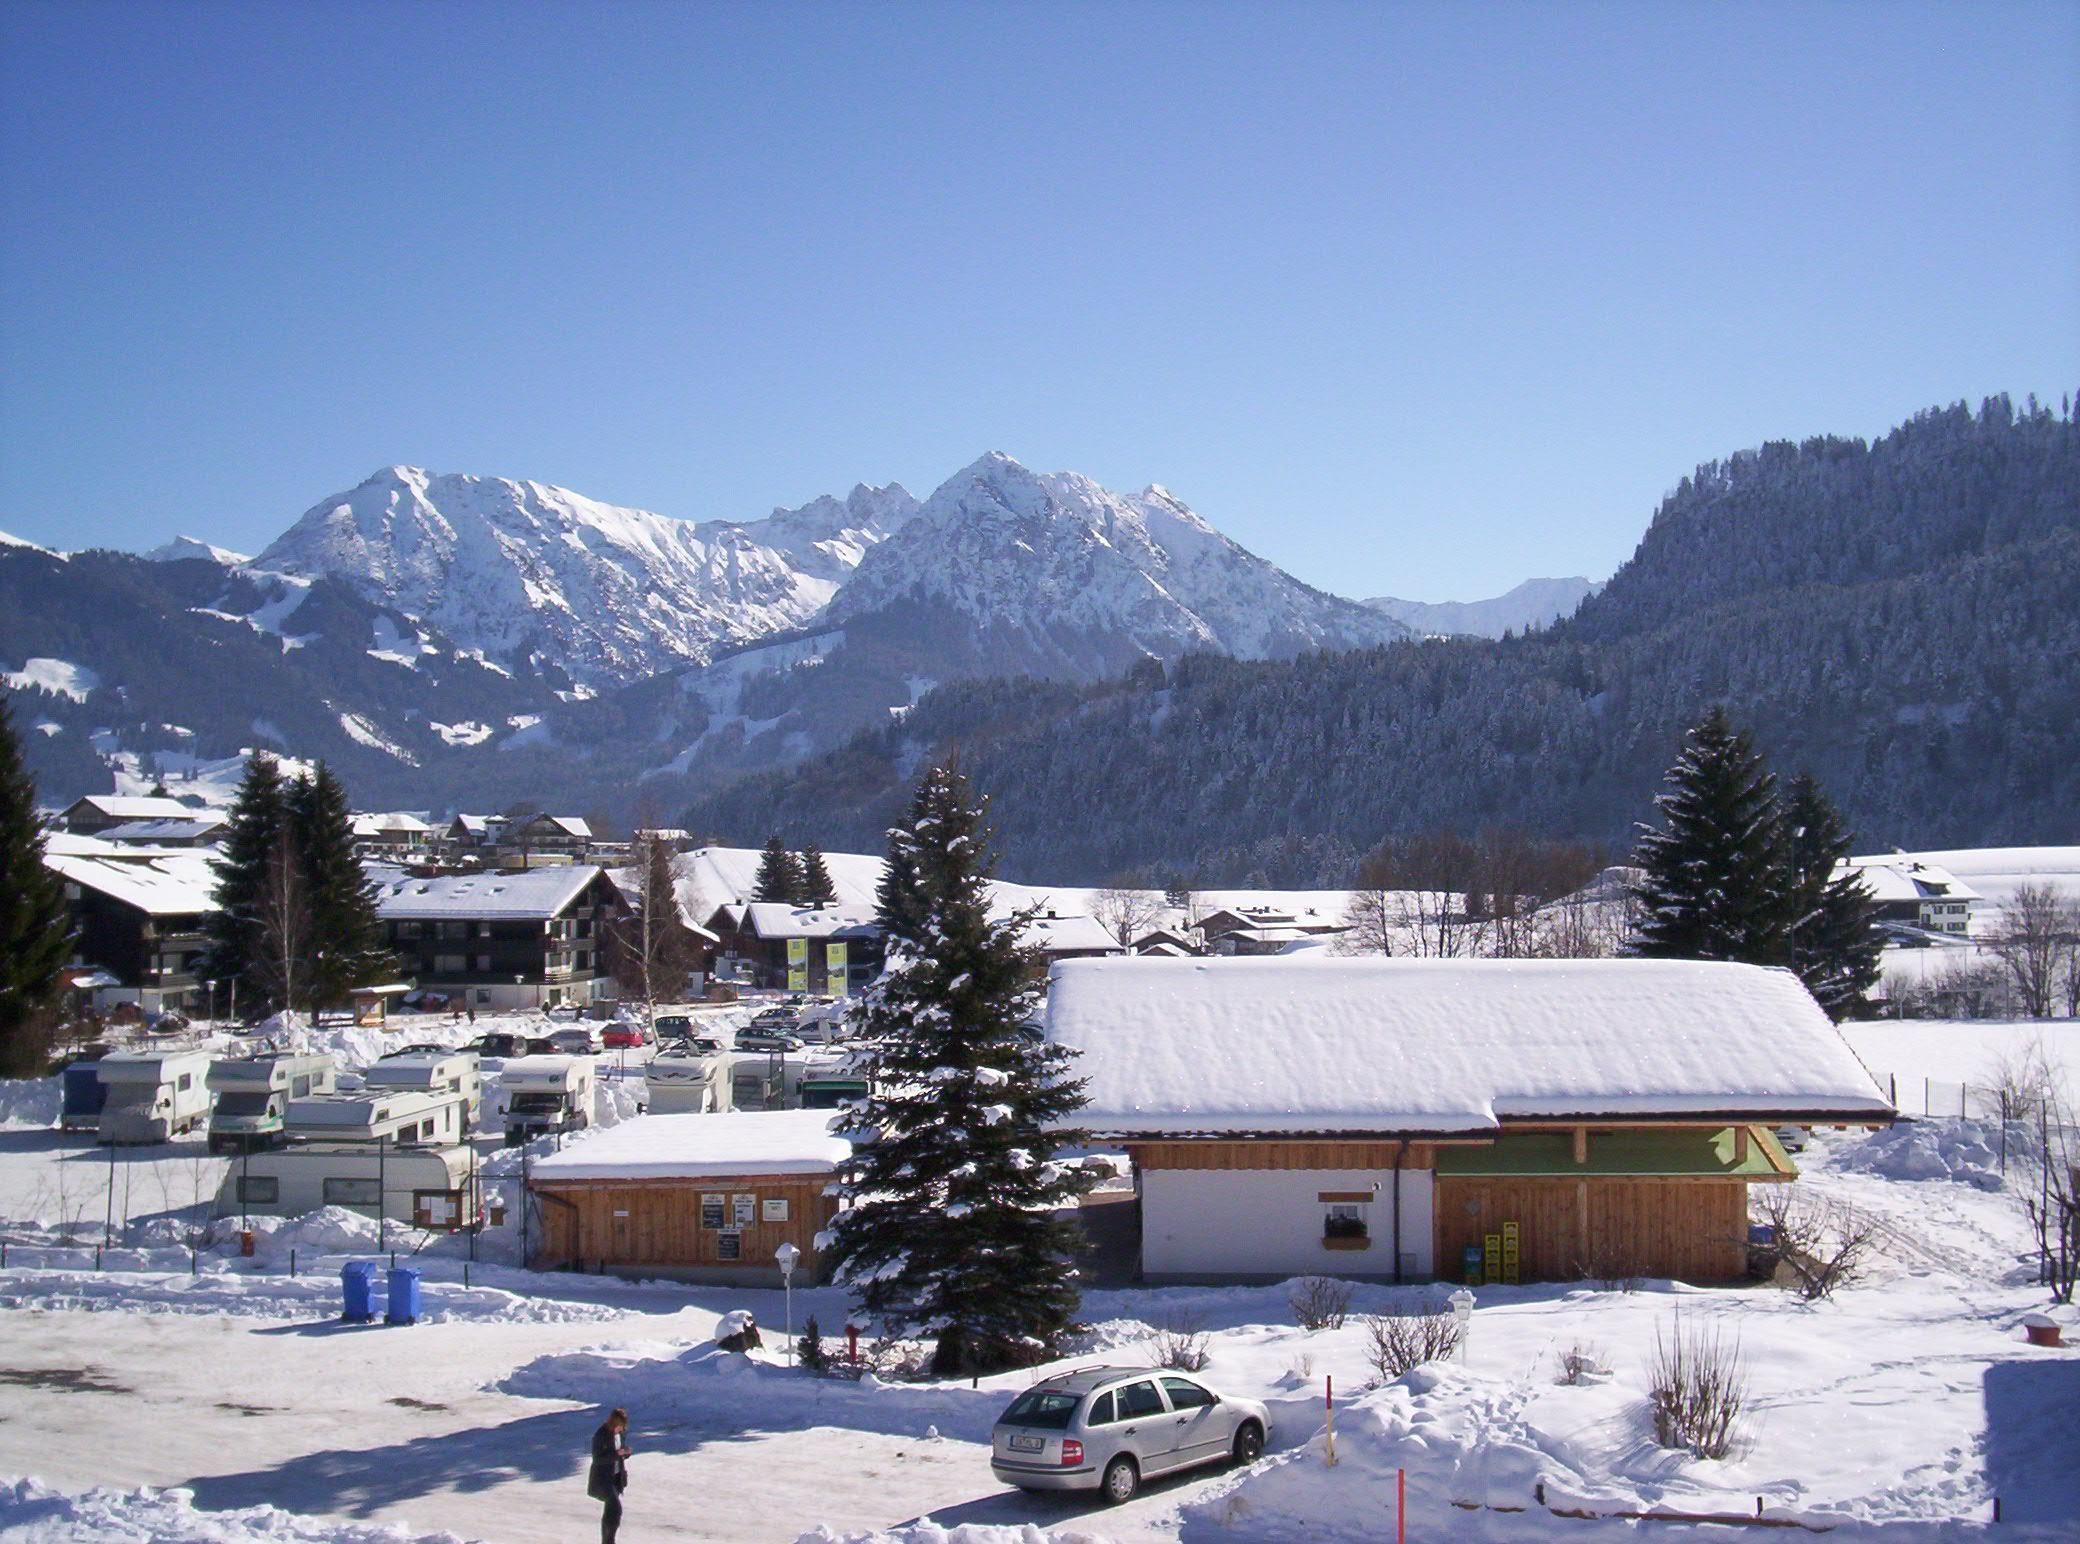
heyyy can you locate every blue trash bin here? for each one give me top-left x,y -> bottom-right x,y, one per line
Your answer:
341,1260 -> 379,1323
385,1265 -> 422,1326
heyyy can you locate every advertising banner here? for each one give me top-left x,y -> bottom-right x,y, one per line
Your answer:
825,941 -> 849,995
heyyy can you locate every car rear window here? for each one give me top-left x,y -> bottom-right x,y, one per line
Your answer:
1001,1389 -> 1082,1430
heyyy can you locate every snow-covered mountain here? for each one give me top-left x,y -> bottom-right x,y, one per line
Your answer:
145,535 -> 250,566
828,452 -> 1408,672
253,467 -> 919,686
1365,576 -> 1602,639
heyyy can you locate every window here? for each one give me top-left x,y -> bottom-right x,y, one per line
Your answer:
1084,1391 -> 1116,1426
476,955 -> 492,973
478,921 -> 492,938
290,1075 -> 312,1098
324,1177 -> 381,1206
395,922 -> 422,941
176,1073 -> 192,1091
999,1390 -> 1081,1430
1325,1203 -> 1368,1240
438,921 -> 470,941
1161,1377 -> 1215,1411
435,954 -> 467,975
237,1175 -> 279,1205
1115,1381 -> 1165,1420
476,989 -> 491,1004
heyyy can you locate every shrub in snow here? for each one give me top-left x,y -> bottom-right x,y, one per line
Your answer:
799,1315 -> 829,1373
1290,1275 -> 1353,1331
1555,1342 -> 1611,1386
1752,1187 -> 1877,1300
1648,1312 -> 1749,1460
1147,1310 -> 1211,1373
1361,1303 -> 1463,1383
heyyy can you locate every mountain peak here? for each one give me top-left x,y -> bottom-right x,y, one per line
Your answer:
144,534 -> 250,566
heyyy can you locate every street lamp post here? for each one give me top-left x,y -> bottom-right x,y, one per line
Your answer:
1448,1287 -> 1476,1362
775,1241 -> 800,1366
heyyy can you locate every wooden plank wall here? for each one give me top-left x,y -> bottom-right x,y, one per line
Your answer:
1434,1178 -> 1748,1283
1129,1141 -> 1439,1170
534,1172 -> 837,1274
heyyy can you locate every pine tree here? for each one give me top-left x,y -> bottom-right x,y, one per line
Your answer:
288,764 -> 393,1011
0,692 -> 75,1075
207,752 -> 290,1014
799,844 -> 837,907
824,762 -> 1090,1376
1779,774 -> 1883,1020
753,835 -> 806,903
1626,707 -> 1791,965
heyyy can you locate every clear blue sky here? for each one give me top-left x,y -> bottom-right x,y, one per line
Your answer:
3,1 -> 2074,602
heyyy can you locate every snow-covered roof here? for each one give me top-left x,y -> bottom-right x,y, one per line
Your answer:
375,865 -> 607,920
351,811 -> 434,837
45,850 -> 220,916
739,902 -> 879,939
1048,956 -> 1893,1136
520,814 -> 592,839
451,813 -> 504,836
1838,857 -> 1981,905
66,794 -> 200,822
96,815 -> 227,844
530,1110 -> 850,1180
1017,912 -> 1124,955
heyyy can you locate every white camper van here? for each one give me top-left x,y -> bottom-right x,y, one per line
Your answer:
218,1142 -> 480,1229
500,1055 -> 594,1145
207,1054 -> 337,1152
283,1089 -> 470,1147
644,1045 -> 727,1115
363,1050 -> 482,1131
97,1050 -> 213,1143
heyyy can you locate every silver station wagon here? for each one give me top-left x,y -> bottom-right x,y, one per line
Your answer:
990,1365 -> 1271,1504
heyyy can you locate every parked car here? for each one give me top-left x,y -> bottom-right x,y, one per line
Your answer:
548,1026 -> 602,1056
652,1014 -> 695,1040
602,1023 -> 651,1050
990,1366 -> 1269,1503
735,1028 -> 803,1053
1774,1124 -> 1809,1153
522,1036 -> 560,1056
383,1043 -> 453,1058
470,1031 -> 529,1059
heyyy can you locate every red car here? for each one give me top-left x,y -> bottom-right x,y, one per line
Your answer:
601,1023 -> 652,1050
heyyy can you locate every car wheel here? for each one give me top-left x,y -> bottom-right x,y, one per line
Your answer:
1232,1420 -> 1265,1464
1101,1455 -> 1139,1505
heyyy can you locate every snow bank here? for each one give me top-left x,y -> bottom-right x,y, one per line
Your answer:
1833,1119 -> 2038,1191
0,1076 -> 60,1131
798,1525 -> 1113,1544
0,1476 -> 465,1542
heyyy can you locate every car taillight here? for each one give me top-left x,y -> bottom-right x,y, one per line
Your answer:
1061,1439 -> 1083,1467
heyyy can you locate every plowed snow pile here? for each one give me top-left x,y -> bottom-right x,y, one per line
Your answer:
0,1476 -> 467,1542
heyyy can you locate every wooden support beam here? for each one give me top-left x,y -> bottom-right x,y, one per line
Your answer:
1573,1126 -> 1589,1165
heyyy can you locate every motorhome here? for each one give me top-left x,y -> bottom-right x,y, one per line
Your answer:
500,1055 -> 595,1145
96,1050 -> 213,1143
363,1050 -> 482,1132
206,1054 -> 337,1152
217,1142 -> 480,1229
643,1045 -> 726,1115
60,1059 -> 106,1134
283,1089 -> 470,1147
726,1050 -> 858,1112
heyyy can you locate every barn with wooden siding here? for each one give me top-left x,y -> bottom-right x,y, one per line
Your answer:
527,1110 -> 847,1285
1047,956 -> 1892,1286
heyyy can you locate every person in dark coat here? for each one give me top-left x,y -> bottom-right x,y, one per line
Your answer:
587,1406 -> 630,1543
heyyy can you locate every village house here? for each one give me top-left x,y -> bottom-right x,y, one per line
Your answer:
505,813 -> 595,863
349,811 -> 437,861
441,813 -> 508,858
44,847 -> 220,1018
1195,905 -> 1350,955
94,812 -> 228,848
57,793 -> 208,836
1839,855 -> 1980,937
377,865 -> 627,1012
1048,956 -> 1894,1286
1017,910 -> 1128,968
527,1110 -> 848,1285
705,902 -> 883,994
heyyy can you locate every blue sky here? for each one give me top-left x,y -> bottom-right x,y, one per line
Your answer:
2,1 -> 2074,601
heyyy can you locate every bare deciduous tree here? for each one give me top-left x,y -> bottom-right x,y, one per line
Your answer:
1752,1187 -> 1877,1300
251,833 -> 306,1023
1092,884 -> 1163,952
609,832 -> 704,1016
1987,883 -> 2075,1020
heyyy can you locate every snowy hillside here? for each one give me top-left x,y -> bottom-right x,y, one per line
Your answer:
144,534 -> 250,566
828,452 -> 1409,672
1365,575 -> 1602,638
253,466 -> 920,686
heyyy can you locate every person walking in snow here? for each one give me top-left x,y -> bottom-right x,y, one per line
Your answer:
588,1406 -> 630,1543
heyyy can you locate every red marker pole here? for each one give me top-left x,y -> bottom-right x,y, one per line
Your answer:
1397,1467 -> 1406,1544
1325,1374 -> 1337,1467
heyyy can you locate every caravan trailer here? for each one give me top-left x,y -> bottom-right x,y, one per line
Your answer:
217,1142 -> 480,1229
500,1055 -> 594,1145
644,1045 -> 726,1115
97,1050 -> 213,1143
60,1060 -> 107,1134
284,1089 -> 470,1147
363,1050 -> 482,1131
207,1054 -> 337,1152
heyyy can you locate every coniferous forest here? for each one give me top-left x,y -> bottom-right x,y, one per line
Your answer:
689,397 -> 2080,885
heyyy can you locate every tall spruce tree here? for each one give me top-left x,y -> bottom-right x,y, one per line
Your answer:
0,692 -> 74,1075
825,762 -> 1089,1375
753,834 -> 807,903
1779,774 -> 1883,1020
288,764 -> 393,1010
1626,707 -> 1791,965
207,752 -> 290,1013
799,844 -> 838,907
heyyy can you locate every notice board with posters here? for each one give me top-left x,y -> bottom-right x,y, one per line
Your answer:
701,1194 -> 726,1230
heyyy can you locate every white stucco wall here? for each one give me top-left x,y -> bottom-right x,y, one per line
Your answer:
1140,1166 -> 1435,1280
